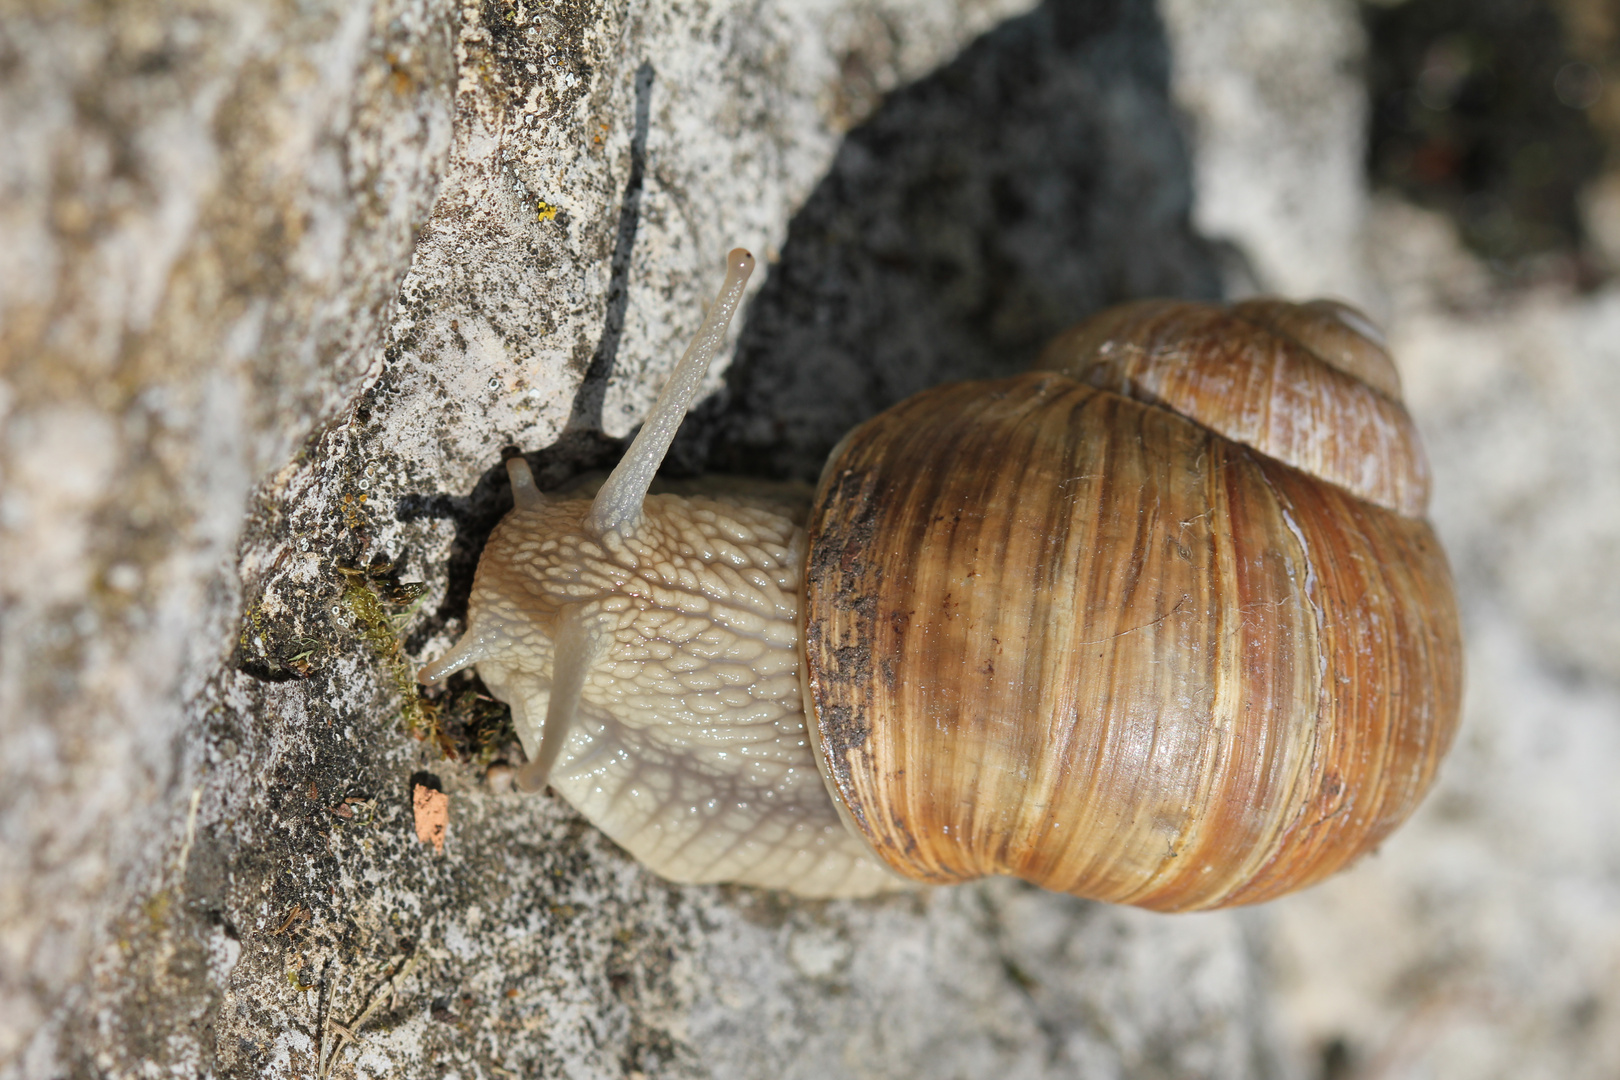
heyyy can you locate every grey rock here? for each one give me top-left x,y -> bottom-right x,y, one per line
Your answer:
0,0 -> 455,1065
1160,0 -> 1372,304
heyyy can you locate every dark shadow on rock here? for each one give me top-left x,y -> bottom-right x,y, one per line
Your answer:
669,0 -> 1222,482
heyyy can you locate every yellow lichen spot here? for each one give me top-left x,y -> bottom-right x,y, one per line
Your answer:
142,890 -> 171,933
536,199 -> 558,222
386,52 -> 413,95
341,491 -> 369,530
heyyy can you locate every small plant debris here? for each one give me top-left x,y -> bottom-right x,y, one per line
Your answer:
337,561 -> 450,756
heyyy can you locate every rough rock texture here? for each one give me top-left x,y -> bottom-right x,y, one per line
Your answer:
0,0 -> 456,1062
2,0 -> 1326,1076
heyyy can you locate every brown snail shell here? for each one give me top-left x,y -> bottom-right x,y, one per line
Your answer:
802,299 -> 1462,911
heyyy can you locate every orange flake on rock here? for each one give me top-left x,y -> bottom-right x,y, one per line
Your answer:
413,784 -> 448,853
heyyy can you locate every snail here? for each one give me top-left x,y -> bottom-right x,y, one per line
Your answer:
419,248 -> 1462,910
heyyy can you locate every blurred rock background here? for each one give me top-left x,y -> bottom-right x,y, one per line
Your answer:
2,0 -> 1618,1077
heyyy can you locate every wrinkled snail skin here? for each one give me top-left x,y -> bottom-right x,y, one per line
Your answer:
421,251 -> 1463,910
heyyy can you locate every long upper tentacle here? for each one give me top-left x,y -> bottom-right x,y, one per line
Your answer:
587,248 -> 755,539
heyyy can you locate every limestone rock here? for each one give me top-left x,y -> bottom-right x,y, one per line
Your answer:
0,0 -> 455,1063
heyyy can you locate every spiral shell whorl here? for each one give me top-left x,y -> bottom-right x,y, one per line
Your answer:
1037,299 -> 1431,517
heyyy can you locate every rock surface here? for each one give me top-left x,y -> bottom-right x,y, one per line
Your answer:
1160,0 -> 1372,303
0,0 -> 456,1063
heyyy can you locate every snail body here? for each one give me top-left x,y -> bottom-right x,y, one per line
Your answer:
421,250 -> 1462,910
